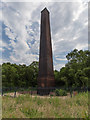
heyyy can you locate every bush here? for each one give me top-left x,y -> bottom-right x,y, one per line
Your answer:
55,89 -> 60,96
55,89 -> 67,96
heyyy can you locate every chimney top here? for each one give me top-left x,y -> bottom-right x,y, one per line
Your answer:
41,7 -> 49,13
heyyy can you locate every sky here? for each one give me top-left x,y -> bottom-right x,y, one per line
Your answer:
0,0 -> 89,70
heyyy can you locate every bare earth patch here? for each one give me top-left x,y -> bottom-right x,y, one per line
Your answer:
4,92 -> 70,99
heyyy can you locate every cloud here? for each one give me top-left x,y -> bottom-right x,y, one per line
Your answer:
1,0 -> 90,2
1,2 -> 88,70
2,2 -> 40,65
49,2 -> 88,70
0,10 -> 2,21
54,63 -> 65,71
0,58 -> 2,64
55,58 -> 67,61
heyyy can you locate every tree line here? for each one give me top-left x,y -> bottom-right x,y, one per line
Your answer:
1,49 -> 90,89
55,49 -> 90,89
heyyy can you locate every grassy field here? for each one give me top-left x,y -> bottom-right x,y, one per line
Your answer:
2,91 -> 89,118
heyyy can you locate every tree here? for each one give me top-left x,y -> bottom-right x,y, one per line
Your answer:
2,61 -> 39,88
59,49 -> 90,88
1,49 -> 90,89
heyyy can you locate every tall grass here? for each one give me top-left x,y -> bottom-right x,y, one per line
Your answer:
2,91 -> 89,118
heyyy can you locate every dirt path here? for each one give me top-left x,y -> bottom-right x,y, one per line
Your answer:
3,92 -> 70,99
31,95 -> 70,99
3,92 -> 23,97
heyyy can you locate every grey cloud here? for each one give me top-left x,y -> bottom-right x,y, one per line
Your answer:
2,2 -> 88,70
49,3 -> 76,34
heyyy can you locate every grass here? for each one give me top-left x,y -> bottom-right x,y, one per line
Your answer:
2,91 -> 89,118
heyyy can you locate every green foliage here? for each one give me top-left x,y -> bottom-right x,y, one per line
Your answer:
55,89 -> 60,96
55,89 -> 67,96
55,49 -> 90,88
1,49 -> 90,89
2,61 -> 39,88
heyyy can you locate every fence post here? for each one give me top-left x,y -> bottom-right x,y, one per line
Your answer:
14,90 -> 16,97
70,88 -> 72,98
1,91 -> 3,96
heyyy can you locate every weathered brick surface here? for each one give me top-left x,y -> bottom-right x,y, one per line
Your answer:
38,8 -> 55,95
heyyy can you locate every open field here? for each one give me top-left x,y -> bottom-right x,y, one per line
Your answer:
2,91 -> 89,118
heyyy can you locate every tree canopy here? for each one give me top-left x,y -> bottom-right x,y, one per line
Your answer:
1,49 -> 90,89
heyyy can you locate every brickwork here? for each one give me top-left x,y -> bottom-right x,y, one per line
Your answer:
37,8 -> 55,95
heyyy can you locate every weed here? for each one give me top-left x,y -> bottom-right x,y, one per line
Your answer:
2,92 -> 89,118
55,89 -> 67,96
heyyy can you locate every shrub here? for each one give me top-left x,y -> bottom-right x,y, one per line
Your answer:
55,89 -> 67,96
55,89 -> 60,96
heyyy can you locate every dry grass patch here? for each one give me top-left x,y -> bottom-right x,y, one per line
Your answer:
2,91 -> 89,118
